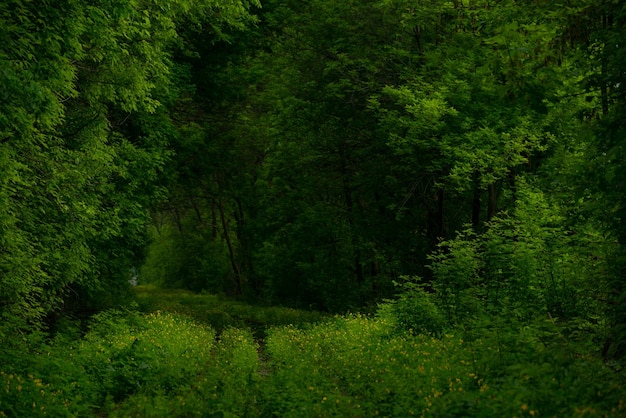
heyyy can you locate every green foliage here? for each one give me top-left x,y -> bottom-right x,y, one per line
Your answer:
378,278 -> 446,336
428,228 -> 483,324
0,0 -> 259,334
3,0 -> 626,414
135,0 -> 615,316
572,0 -> 626,359
260,314 -> 625,417
0,308 -> 216,416
0,371 -> 85,417
2,288 -> 624,417
207,327 -> 260,416
111,327 -> 259,418
140,223 -> 232,293
80,310 -> 215,403
425,177 -> 611,330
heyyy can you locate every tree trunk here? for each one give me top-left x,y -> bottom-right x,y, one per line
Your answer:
218,200 -> 243,295
340,156 -> 364,284
234,196 -> 260,297
190,196 -> 202,224
173,207 -> 183,235
427,187 -> 446,243
211,201 -> 218,239
472,180 -> 481,229
487,183 -> 497,221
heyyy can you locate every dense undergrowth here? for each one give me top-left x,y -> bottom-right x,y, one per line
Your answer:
1,285 -> 624,417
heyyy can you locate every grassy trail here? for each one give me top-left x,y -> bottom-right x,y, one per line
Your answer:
132,285 -> 327,334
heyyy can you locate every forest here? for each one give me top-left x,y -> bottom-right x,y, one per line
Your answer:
1,0 -> 625,416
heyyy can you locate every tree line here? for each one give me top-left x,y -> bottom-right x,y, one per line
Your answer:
1,0 -> 625,356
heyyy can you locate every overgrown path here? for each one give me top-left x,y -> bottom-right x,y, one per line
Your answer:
133,285 -> 327,332
5,286 -> 623,417
132,285 -> 325,388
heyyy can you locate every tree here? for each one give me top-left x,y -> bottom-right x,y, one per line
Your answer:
575,0 -> 626,358
0,0 -> 258,334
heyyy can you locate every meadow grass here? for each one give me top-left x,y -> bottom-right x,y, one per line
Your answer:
1,287 -> 624,417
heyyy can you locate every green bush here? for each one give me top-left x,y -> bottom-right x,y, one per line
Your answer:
426,179 -> 611,329
428,228 -> 483,325
111,327 -> 260,418
378,279 -> 446,336
0,329 -> 98,417
0,371 -> 84,417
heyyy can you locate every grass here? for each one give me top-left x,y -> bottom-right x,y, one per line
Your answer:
132,285 -> 327,335
1,286 -> 624,417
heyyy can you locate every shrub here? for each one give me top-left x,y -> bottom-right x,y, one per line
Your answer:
378,278 -> 446,336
